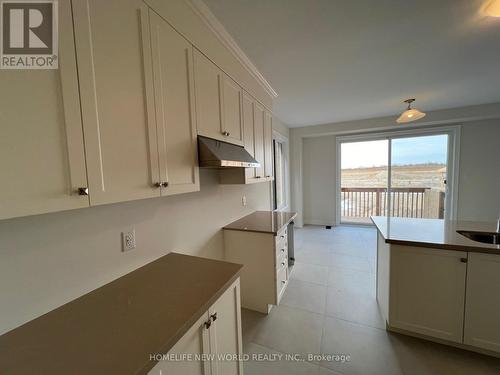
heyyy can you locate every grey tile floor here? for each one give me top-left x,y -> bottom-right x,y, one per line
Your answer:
241,225 -> 500,375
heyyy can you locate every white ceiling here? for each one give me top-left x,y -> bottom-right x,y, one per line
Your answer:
203,0 -> 500,127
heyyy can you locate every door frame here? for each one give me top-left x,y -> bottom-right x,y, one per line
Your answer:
335,125 -> 461,224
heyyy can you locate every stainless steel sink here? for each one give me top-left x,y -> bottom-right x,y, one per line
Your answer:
457,230 -> 500,245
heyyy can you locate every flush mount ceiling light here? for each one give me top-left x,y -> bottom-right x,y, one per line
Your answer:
396,98 -> 426,124
484,0 -> 500,17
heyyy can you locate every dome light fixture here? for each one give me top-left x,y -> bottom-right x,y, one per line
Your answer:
396,98 -> 426,124
485,0 -> 500,17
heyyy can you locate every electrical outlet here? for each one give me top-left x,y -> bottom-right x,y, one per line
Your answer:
122,228 -> 136,252
242,195 -> 247,206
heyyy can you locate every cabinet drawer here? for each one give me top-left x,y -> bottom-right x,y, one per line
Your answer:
275,241 -> 288,261
276,265 -> 288,302
277,253 -> 288,270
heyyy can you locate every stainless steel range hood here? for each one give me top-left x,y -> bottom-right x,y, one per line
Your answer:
198,136 -> 260,168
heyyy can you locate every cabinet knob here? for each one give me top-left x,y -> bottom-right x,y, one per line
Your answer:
204,320 -> 212,329
266,175 -> 271,178
281,249 -> 285,253
281,262 -> 286,266
154,182 -> 162,188
161,182 -> 169,188
77,187 -> 89,196
256,176 -> 262,179
222,131 -> 230,136
210,312 -> 217,322
460,258 -> 468,263
281,280 -> 286,284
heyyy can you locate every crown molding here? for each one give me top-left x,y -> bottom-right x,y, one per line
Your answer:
185,0 -> 278,98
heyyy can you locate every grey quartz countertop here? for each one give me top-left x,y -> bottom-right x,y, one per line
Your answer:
0,253 -> 242,375
371,216 -> 500,254
223,210 -> 297,236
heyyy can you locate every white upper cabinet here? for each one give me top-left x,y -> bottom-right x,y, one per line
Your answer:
221,75 -> 244,145
72,0 -> 159,206
193,49 -> 244,146
464,252 -> 500,352
243,91 -> 258,183
0,0 -> 89,220
193,49 -> 224,141
149,10 -> 200,196
253,102 -> 265,180
263,110 -> 274,180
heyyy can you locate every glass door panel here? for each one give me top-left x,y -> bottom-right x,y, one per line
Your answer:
390,135 -> 448,219
340,140 -> 389,224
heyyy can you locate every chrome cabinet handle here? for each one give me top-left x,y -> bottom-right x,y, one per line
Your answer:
210,312 -> 217,322
204,320 -> 212,329
281,262 -> 286,266
78,187 -> 89,196
154,182 -> 169,188
281,249 -> 285,253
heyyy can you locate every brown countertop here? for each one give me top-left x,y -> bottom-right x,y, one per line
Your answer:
223,210 -> 297,236
371,216 -> 500,254
0,253 -> 242,375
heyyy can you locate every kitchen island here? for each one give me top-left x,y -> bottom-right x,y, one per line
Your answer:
372,216 -> 500,357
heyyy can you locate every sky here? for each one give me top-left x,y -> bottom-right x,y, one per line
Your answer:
341,135 -> 448,169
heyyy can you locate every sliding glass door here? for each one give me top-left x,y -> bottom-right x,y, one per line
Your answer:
339,130 -> 452,224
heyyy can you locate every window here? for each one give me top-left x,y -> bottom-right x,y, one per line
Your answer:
273,137 -> 288,211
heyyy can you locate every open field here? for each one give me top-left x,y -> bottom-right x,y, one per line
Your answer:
341,164 -> 447,222
341,163 -> 446,191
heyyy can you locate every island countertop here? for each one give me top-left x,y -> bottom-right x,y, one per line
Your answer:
371,216 -> 500,254
223,210 -> 297,235
0,253 -> 242,375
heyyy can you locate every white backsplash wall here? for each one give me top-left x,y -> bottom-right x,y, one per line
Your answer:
0,169 -> 271,335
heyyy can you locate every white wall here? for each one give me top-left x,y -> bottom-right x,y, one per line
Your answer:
457,121 -> 500,221
0,170 -> 270,335
303,136 -> 336,225
292,103 -> 500,226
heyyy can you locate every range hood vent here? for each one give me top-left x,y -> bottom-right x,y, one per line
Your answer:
198,136 -> 260,168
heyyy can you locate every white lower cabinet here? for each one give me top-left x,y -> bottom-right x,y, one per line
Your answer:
378,233 -> 500,355
148,279 -> 243,375
224,227 -> 288,313
464,252 -> 500,352
389,246 -> 467,343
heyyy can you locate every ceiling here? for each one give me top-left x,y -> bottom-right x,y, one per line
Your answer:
203,0 -> 500,127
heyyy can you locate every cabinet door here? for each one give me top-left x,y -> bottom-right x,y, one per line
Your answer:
72,0 -> 159,206
263,111 -> 274,180
193,49 -> 224,141
208,279 -> 243,375
148,313 -> 211,375
253,102 -> 265,180
221,75 -> 244,146
242,91 -> 258,183
149,10 -> 200,196
390,246 -> 467,343
0,0 -> 88,220
464,252 -> 500,352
